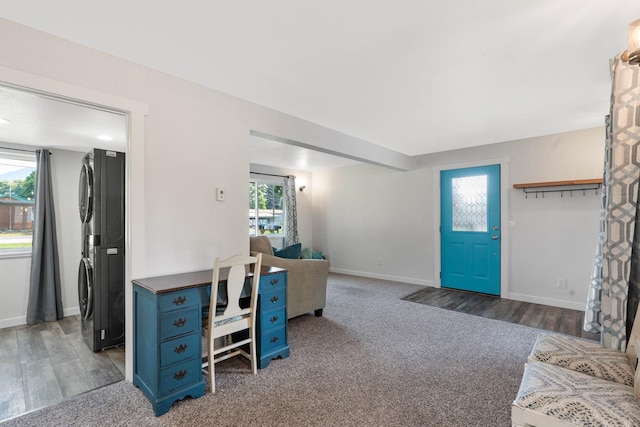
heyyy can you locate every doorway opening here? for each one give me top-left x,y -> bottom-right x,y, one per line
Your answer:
440,164 -> 501,295
0,71 -> 147,421
433,158 -> 510,298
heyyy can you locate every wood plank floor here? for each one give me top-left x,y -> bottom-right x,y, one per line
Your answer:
402,286 -> 601,341
0,315 -> 124,423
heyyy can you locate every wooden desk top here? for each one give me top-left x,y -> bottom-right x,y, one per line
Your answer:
132,265 -> 286,294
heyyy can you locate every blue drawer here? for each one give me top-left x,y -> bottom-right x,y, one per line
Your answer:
159,357 -> 201,395
260,307 -> 286,329
260,287 -> 286,310
158,288 -> 199,313
261,273 -> 286,293
160,307 -> 199,340
159,332 -> 200,368
260,326 -> 287,354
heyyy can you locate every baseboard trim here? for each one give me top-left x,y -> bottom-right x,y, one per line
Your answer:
0,316 -> 25,329
64,307 -> 81,317
0,306 -> 81,329
329,268 -> 434,287
325,270 -> 584,311
506,292 -> 585,311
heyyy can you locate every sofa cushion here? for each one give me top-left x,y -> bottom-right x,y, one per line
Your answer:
512,362 -> 640,427
274,243 -> 301,259
527,332 -> 635,387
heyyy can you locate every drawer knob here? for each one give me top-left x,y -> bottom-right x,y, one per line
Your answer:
270,295 -> 279,303
270,336 -> 279,344
174,343 -> 188,354
269,315 -> 278,323
173,318 -> 187,328
270,278 -> 279,286
173,296 -> 186,306
173,370 -> 187,380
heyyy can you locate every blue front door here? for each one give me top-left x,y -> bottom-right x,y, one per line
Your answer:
441,165 -> 501,295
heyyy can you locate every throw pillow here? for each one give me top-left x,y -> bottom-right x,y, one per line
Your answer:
274,243 -> 302,259
300,247 -> 313,259
312,250 -> 324,259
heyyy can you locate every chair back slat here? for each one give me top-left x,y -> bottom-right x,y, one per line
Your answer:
210,254 -> 260,320
222,264 -> 249,318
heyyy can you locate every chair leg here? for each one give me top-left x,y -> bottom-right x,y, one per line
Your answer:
250,330 -> 257,375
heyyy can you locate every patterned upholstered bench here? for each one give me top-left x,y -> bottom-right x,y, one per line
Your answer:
512,332 -> 640,427
512,362 -> 640,427
528,333 -> 635,386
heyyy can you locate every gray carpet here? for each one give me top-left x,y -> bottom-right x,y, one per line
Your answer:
2,274 -> 540,426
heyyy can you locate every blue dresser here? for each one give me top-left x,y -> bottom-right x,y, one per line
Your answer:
132,266 -> 289,416
256,269 -> 290,368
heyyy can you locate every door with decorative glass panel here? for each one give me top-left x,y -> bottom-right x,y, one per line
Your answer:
440,165 -> 500,295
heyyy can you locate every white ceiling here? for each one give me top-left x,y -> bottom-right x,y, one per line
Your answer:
0,83 -> 354,170
0,85 -> 127,152
0,1 -> 638,167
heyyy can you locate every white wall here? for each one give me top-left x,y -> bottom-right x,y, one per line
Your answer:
0,145 -> 84,328
313,127 -> 604,310
51,148 -> 85,317
1,257 -> 30,327
0,16 -> 399,377
312,164 -> 433,284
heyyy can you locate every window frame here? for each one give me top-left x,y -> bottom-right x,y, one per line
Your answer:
249,177 -> 287,242
0,150 -> 37,259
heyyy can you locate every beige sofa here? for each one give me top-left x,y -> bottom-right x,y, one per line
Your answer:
250,236 -> 329,319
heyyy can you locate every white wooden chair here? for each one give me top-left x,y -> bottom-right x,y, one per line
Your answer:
202,253 -> 262,393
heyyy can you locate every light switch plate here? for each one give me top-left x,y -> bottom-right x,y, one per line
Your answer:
216,187 -> 225,202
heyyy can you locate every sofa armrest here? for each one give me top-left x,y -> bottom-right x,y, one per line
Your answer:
251,251 -> 329,318
253,252 -> 327,272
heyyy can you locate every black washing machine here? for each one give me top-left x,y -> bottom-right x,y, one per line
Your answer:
78,148 -> 125,351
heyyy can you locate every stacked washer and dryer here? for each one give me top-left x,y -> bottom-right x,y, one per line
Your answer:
77,148 -> 125,352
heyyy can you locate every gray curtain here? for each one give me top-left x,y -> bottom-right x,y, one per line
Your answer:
26,149 -> 63,324
284,175 -> 299,246
584,54 -> 640,350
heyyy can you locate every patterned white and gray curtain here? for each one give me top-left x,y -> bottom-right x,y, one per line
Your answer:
584,115 -> 611,337
584,54 -> 640,350
284,175 -> 299,246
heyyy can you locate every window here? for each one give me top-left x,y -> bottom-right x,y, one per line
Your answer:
451,174 -> 488,232
249,180 -> 285,237
0,151 -> 36,257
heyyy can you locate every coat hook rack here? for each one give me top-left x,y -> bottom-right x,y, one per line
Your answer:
514,178 -> 602,199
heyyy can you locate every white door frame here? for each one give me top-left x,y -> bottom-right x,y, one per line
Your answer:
433,157 -> 511,298
0,65 -> 149,382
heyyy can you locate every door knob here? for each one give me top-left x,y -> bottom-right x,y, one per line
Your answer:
491,235 -> 499,240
